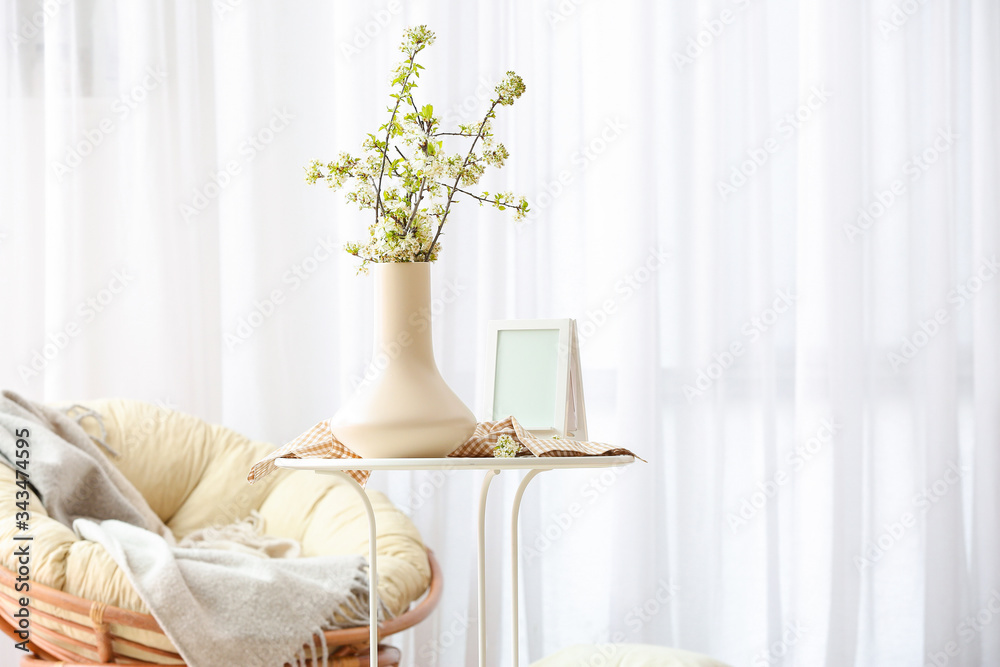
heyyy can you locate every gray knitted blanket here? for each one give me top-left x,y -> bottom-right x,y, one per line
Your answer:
0,391 -> 375,667
0,390 -> 170,539
75,518 -> 372,667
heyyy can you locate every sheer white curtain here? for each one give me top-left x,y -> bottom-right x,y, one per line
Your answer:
2,1 -> 998,666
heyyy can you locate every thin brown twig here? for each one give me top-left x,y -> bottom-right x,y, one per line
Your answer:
374,52 -> 419,228
434,182 -> 516,208
422,99 -> 499,260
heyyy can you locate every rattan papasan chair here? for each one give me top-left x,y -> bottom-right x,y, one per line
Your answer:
0,399 -> 441,666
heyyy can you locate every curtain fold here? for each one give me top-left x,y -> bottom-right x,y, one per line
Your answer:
2,1 -> 997,666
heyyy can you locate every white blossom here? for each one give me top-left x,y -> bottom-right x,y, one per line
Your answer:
306,26 -> 529,273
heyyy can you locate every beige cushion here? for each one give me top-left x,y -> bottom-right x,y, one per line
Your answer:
531,644 -> 732,667
0,399 -> 430,663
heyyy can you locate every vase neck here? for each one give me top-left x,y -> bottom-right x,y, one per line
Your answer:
373,262 -> 435,358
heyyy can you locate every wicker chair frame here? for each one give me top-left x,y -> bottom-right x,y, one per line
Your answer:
0,548 -> 442,666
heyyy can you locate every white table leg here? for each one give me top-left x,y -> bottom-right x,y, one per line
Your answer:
478,469 -> 500,667
510,469 -> 543,667
331,471 -> 379,666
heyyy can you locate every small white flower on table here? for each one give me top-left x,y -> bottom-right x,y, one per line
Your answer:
492,434 -> 519,458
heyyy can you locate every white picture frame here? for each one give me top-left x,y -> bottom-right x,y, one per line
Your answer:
483,318 -> 588,440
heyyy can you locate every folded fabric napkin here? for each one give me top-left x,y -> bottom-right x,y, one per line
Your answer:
248,416 -> 639,485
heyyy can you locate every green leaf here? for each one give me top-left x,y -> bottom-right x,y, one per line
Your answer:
421,104 -> 434,120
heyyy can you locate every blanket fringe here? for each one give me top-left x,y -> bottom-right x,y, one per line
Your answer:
334,566 -> 391,627
179,510 -> 301,559
284,567 -> 385,667
292,624 -> 328,667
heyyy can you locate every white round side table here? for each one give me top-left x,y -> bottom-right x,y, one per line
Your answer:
275,455 -> 635,667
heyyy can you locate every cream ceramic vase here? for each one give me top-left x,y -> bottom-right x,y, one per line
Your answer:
330,262 -> 477,458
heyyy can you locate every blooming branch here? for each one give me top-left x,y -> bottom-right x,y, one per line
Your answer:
305,26 -> 528,273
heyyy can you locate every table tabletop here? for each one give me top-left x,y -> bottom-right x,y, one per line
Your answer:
274,454 -> 634,472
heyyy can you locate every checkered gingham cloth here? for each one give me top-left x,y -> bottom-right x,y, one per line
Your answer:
247,416 -> 639,486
